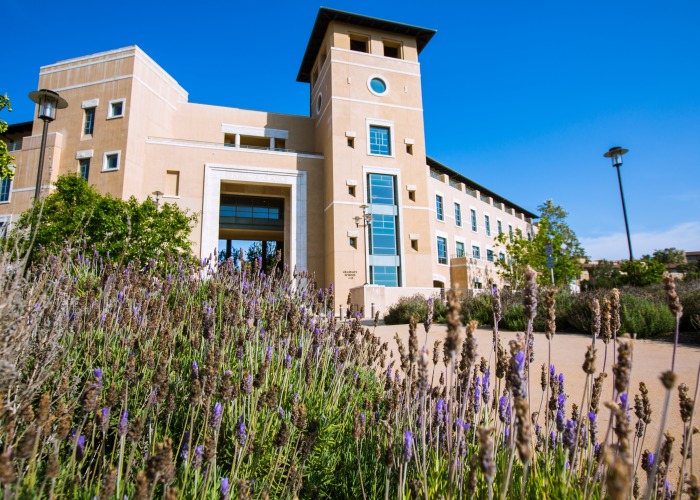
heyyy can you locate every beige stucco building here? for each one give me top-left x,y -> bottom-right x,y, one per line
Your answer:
1,8 -> 536,316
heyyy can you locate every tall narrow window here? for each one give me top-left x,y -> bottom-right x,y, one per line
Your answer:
487,249 -> 495,262
472,245 -> 481,259
0,177 -> 11,202
437,237 -> 448,264
455,241 -> 465,258
83,108 -> 95,135
509,225 -> 514,242
497,220 -> 503,235
470,209 -> 477,232
367,173 -> 400,286
369,125 -> 391,155
455,203 -> 462,227
485,215 -> 491,236
166,170 -> 180,197
435,195 -> 444,221
79,158 -> 90,181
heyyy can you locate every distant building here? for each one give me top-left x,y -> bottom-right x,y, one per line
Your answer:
1,8 -> 536,315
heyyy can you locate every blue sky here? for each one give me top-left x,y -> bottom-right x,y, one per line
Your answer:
5,0 -> 699,260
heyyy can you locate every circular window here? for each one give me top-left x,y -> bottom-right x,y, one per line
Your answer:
316,93 -> 322,114
368,76 -> 389,96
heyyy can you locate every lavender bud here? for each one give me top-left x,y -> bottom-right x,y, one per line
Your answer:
117,410 -> 128,438
181,431 -> 190,459
211,402 -> 223,428
236,416 -> 247,446
101,407 -> 109,433
220,478 -> 230,500
403,430 -> 413,462
193,445 -> 203,468
284,354 -> 292,369
556,409 -> 565,432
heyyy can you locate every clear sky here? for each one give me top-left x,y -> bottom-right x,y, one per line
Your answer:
4,0 -> 699,260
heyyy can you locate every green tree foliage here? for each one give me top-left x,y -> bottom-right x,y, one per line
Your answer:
586,259 -> 622,289
646,247 -> 687,264
246,240 -> 278,272
619,257 -> 666,286
494,199 -> 586,288
0,93 -> 15,180
11,174 -> 198,264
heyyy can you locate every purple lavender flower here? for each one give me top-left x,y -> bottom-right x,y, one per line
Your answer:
558,373 -> 565,394
360,413 -> 366,425
117,410 -> 128,438
118,290 -> 124,303
101,407 -> 109,433
588,411 -> 596,422
403,430 -> 413,462
647,452 -> 655,469
278,407 -> 285,419
94,367 -> 103,385
514,351 -> 525,371
220,478 -> 230,500
498,396 -> 508,422
76,435 -> 86,461
284,354 -> 292,369
375,411 -> 381,423
211,402 -> 223,428
550,364 -> 556,378
181,431 -> 190,459
549,431 -> 556,448
557,393 -> 566,411
193,445 -> 203,468
235,416 -> 247,446
619,392 -> 628,410
474,382 -> 482,414
192,361 -> 199,379
562,420 -> 576,449
266,346 -> 273,363
556,409 -> 565,432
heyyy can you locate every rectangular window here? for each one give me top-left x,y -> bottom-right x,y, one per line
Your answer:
108,99 -> 125,119
369,214 -> 397,255
497,220 -> 503,235
0,177 -> 11,202
487,249 -> 495,262
485,215 -> 491,236
472,245 -> 481,260
383,40 -> 402,59
470,209 -> 477,232
437,236 -> 448,265
367,173 -> 400,286
103,151 -> 120,171
350,35 -> 368,53
499,252 -> 506,262
455,241 -> 465,258
527,231 -> 532,242
455,203 -> 462,226
509,224 -> 514,242
371,266 -> 398,287
368,173 -> 395,205
166,170 -> 180,196
369,125 -> 391,155
435,194 -> 444,221
83,108 -> 95,135
79,158 -> 90,181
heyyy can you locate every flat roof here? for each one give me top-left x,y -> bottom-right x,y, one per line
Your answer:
297,7 -> 436,83
426,156 -> 538,219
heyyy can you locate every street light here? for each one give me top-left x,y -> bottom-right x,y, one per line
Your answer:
28,89 -> 68,201
152,190 -> 164,206
603,146 -> 634,261
354,204 -> 373,285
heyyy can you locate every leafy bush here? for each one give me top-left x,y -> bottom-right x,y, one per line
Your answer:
502,303 -> 528,331
679,287 -> 700,332
384,294 -> 446,325
460,291 -> 493,325
618,294 -> 675,337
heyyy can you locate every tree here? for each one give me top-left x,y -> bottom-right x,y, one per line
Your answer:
0,94 -> 14,180
494,200 -> 586,288
619,257 -> 665,286
646,247 -> 686,264
10,174 -> 198,264
246,241 -> 278,272
587,259 -> 622,289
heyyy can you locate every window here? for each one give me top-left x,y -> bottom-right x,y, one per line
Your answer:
367,173 -> 400,286
83,108 -> 95,135
166,170 -> 180,196
485,215 -> 491,236
455,203 -> 462,227
499,252 -> 506,262
497,220 -> 503,235
411,239 -> 418,251
470,209 -> 477,232
369,77 -> 388,95
79,159 -> 90,181
509,224 -> 514,242
406,144 -> 413,155
383,40 -> 402,59
368,174 -> 395,205
350,35 -> 368,53
371,266 -> 398,287
472,245 -> 481,259
435,195 -> 444,221
487,249 -> 495,262
527,231 -> 532,242
349,237 -> 357,248
348,185 -> 356,196
108,99 -> 125,119
408,190 -> 416,202
103,151 -> 120,171
347,137 -> 355,148
437,236 -> 448,265
369,214 -> 397,255
0,176 -> 11,203
456,241 -> 465,258
369,125 -> 391,155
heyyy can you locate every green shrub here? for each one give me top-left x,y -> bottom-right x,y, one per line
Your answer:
679,288 -> 700,332
502,304 -> 528,331
384,294 -> 445,325
460,292 -> 493,325
619,294 -> 675,338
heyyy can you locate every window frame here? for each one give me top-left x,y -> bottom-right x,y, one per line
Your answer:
435,194 -> 444,221
472,244 -> 481,260
366,119 -> 394,157
455,240 -> 465,258
79,158 -> 90,181
367,75 -> 389,96
484,214 -> 491,236
470,208 -> 477,232
0,171 -> 13,203
83,107 -> 96,135
102,150 -> 121,172
454,202 -> 462,227
437,236 -> 448,265
107,98 -> 126,119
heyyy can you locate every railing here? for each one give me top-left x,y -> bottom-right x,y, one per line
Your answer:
465,187 -> 476,197
429,169 -> 443,181
147,136 -> 321,156
480,194 -> 490,204
449,178 -> 461,190
493,201 -> 503,210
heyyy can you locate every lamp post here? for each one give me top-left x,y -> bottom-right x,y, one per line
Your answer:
603,146 -> 634,261
152,190 -> 164,206
28,89 -> 68,202
354,204 -> 373,285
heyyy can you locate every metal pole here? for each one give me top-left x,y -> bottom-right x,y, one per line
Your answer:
33,118 -> 50,202
615,165 -> 634,261
550,268 -> 555,285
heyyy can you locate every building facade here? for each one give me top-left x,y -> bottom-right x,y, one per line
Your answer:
1,8 -> 536,315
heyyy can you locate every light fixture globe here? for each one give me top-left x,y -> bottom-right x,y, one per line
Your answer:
603,146 -> 629,168
28,89 -> 68,122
